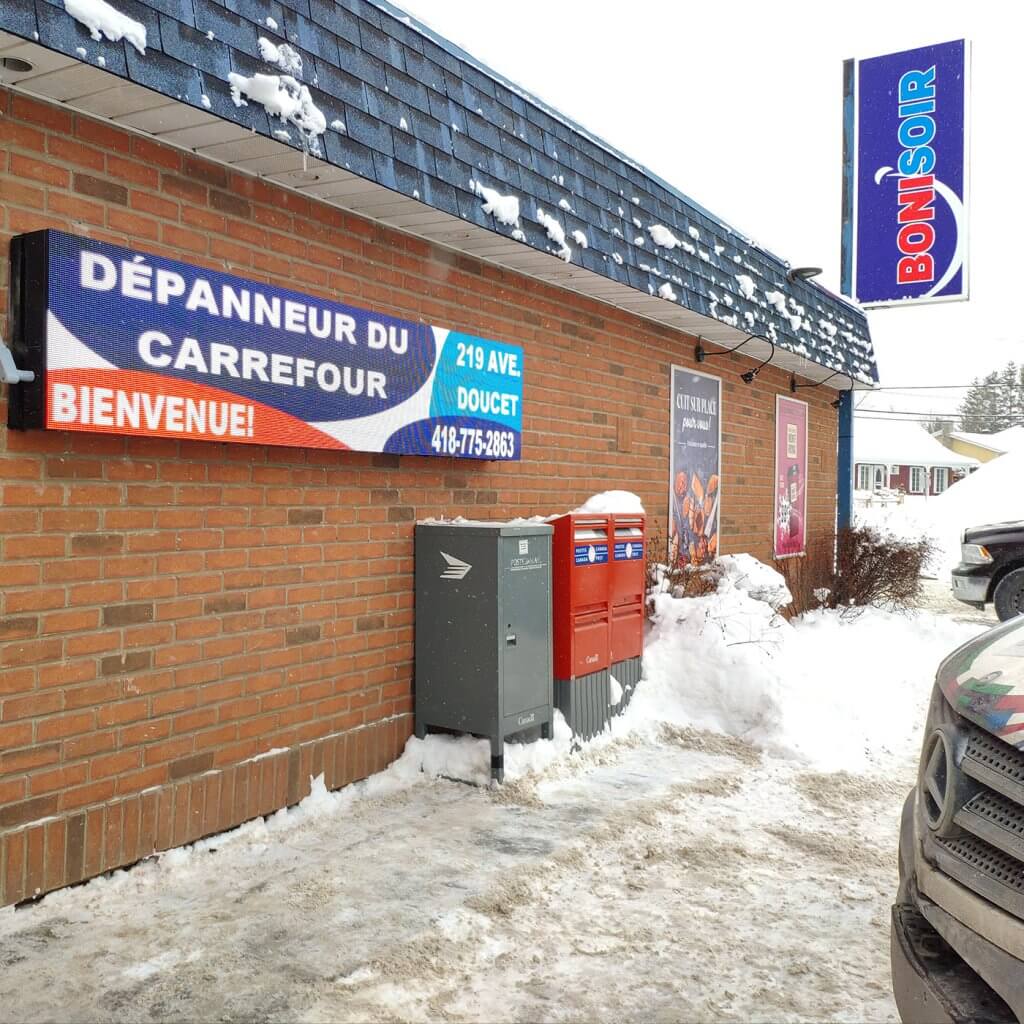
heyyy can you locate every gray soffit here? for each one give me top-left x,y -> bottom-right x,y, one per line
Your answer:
0,1 -> 877,387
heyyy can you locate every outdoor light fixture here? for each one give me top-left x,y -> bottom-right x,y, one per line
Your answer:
1,57 -> 34,73
831,383 -> 855,410
695,334 -> 758,363
785,266 -> 823,283
738,339 -> 775,385
790,370 -> 844,393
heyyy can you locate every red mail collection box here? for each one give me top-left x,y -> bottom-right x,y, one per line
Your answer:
551,513 -> 611,679
610,514 -> 645,662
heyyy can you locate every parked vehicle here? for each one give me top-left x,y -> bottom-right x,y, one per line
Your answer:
951,521 -> 1024,621
891,617 -> 1024,1022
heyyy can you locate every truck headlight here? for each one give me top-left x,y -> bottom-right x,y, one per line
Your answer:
960,543 -> 993,565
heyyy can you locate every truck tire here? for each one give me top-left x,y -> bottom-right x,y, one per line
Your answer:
994,568 -> 1024,622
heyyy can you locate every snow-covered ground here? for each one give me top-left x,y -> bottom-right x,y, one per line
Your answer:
0,557 -> 986,1023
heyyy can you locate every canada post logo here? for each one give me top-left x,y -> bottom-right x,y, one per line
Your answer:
844,40 -> 969,307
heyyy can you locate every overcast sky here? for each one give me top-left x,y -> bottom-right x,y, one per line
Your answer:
397,0 -> 1021,424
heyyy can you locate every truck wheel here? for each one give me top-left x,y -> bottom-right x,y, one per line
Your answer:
994,568 -> 1024,622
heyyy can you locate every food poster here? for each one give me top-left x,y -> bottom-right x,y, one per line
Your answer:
774,395 -> 808,558
669,367 -> 721,567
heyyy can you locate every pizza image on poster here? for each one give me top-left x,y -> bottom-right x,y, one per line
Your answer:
774,395 -> 808,558
669,366 -> 721,568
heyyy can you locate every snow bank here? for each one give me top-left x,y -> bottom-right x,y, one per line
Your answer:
572,490 -> 645,514
64,0 -> 146,54
629,575 -> 982,771
713,553 -> 792,609
395,712 -> 575,787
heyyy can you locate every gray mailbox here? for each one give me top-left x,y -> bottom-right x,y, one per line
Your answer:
415,521 -> 554,782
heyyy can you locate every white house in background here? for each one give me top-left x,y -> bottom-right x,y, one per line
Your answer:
854,417 -> 980,497
934,424 -> 1024,465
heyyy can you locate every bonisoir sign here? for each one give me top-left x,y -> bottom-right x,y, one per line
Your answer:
8,230 -> 523,460
842,40 -> 969,308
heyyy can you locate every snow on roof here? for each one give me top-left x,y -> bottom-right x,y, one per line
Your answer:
19,0 -> 876,382
947,426 -> 1024,455
855,418 -> 980,469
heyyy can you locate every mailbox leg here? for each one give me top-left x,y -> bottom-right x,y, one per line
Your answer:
541,719 -> 551,740
415,720 -> 427,740
490,735 -> 504,783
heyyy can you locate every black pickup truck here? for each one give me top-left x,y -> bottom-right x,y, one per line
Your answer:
951,521 -> 1024,620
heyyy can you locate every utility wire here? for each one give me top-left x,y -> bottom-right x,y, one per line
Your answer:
868,382 -> 1024,391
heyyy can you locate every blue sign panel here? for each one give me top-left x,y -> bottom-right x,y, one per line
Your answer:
843,40 -> 969,307
574,543 -> 608,566
613,541 -> 643,561
15,230 -> 523,459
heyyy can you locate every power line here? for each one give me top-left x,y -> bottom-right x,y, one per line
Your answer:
869,382 -> 1024,391
856,403 -> 966,411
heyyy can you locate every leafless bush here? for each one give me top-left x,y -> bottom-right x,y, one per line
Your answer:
645,532 -> 718,615
775,526 -> 935,616
773,533 -> 836,617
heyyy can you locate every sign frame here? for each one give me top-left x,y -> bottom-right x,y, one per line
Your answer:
8,229 -> 525,461
773,394 -> 809,560
668,364 -> 722,569
842,39 -> 971,309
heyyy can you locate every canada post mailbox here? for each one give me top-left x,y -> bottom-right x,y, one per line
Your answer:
414,521 -> 554,782
551,513 -> 611,739
610,513 -> 646,708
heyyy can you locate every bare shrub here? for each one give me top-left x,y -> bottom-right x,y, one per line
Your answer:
775,526 -> 935,616
645,532 -> 717,615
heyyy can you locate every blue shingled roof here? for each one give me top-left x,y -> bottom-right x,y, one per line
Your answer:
2,0 -> 877,383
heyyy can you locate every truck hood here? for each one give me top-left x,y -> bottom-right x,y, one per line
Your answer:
964,521 -> 1024,542
939,617 -> 1024,748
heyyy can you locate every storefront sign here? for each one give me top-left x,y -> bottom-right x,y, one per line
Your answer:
842,40 -> 969,307
8,230 -> 523,460
669,366 -> 721,567
774,396 -> 808,558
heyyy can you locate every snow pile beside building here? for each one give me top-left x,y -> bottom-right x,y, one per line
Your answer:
632,569 -> 982,770
712,553 -> 792,608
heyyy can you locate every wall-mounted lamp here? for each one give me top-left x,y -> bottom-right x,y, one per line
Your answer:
695,334 -> 758,363
789,370 -> 844,394
785,266 -> 823,283
1,57 -> 34,74
831,383 -> 855,410
738,339 -> 775,385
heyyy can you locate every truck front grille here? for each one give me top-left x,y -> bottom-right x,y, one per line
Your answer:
932,725 -> 1024,920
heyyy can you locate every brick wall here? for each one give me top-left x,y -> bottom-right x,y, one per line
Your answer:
0,88 -> 840,905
